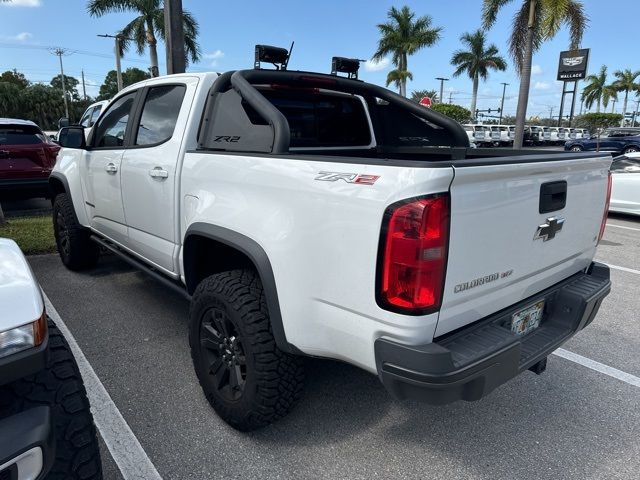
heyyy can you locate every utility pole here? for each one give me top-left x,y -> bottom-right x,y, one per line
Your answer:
164,0 -> 185,74
52,48 -> 69,119
435,77 -> 448,104
448,91 -> 454,104
549,106 -> 554,119
499,82 -> 509,124
98,34 -> 129,92
81,69 -> 87,100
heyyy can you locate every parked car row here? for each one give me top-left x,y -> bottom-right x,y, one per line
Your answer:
564,127 -> 640,155
463,124 -> 591,147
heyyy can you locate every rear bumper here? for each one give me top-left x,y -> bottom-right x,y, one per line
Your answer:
0,406 -> 54,479
375,262 -> 611,404
0,177 -> 51,199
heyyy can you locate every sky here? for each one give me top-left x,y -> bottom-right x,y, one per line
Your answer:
0,0 -> 638,119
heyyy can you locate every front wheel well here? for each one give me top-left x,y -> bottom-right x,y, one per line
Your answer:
48,176 -> 66,201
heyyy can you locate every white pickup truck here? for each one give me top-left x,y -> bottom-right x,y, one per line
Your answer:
52,58 -> 612,431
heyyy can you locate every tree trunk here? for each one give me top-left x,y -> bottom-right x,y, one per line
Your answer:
513,0 -> 536,149
597,98 -> 600,113
147,19 -> 159,77
470,75 -> 479,121
400,53 -> 407,97
621,89 -> 629,127
0,202 -> 5,227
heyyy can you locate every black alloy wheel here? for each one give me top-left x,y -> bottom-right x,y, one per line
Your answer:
199,306 -> 247,402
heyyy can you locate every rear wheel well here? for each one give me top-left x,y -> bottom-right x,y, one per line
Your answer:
183,235 -> 255,295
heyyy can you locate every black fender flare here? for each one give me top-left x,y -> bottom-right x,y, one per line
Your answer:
48,172 -> 70,197
184,223 -> 297,354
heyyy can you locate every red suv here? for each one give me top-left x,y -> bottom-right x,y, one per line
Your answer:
0,118 -> 60,199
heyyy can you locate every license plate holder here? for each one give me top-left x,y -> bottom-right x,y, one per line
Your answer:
511,300 -> 545,336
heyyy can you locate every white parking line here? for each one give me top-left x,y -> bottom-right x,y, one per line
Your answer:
606,223 -> 640,232
43,294 -> 163,480
553,348 -> 640,388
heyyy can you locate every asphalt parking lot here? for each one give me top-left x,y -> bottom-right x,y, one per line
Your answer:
28,214 -> 640,480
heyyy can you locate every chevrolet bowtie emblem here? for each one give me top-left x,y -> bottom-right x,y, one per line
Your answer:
534,217 -> 565,242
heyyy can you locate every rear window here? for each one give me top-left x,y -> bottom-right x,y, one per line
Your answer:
253,90 -> 371,148
0,125 -> 44,145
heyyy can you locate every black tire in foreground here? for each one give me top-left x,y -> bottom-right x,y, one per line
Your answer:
623,146 -> 639,155
0,318 -> 103,479
53,193 -> 99,271
189,269 -> 304,431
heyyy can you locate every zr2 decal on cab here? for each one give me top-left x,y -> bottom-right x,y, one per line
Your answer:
315,172 -> 380,185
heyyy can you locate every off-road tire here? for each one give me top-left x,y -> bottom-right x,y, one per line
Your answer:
189,269 -> 304,431
0,318 -> 103,479
53,193 -> 99,270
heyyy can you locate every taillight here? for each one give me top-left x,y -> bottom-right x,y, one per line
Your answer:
598,171 -> 612,243
377,194 -> 450,314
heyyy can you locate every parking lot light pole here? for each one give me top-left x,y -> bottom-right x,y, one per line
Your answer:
435,77 -> 449,104
499,82 -> 509,124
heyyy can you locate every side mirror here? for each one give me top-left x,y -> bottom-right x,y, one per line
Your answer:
57,126 -> 86,149
58,117 -> 70,129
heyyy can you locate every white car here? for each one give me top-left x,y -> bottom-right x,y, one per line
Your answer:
52,55 -> 612,430
610,152 -> 640,215
0,239 -> 102,479
57,100 -> 109,141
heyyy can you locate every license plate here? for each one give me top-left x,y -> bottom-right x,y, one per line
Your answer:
511,301 -> 544,336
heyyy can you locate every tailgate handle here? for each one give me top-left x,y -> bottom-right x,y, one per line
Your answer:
539,181 -> 567,213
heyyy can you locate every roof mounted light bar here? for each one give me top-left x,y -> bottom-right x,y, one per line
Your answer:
254,42 -> 294,70
331,57 -> 364,79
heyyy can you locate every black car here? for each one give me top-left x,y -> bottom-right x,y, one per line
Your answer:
564,127 -> 640,154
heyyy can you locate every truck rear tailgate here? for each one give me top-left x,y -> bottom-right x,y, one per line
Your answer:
435,154 -> 611,337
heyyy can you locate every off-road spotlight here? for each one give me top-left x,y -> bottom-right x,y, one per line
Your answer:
331,57 -> 364,79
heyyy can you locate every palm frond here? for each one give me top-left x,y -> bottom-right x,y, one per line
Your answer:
481,0 -> 514,29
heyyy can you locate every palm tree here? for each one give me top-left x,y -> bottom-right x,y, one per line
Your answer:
386,69 -> 413,94
87,0 -> 201,77
482,0 -> 588,148
451,29 -> 507,121
581,65 -> 607,112
372,6 -> 442,97
602,84 -> 617,112
611,69 -> 640,126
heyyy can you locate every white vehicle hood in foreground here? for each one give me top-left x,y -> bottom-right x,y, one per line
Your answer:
0,239 -> 43,330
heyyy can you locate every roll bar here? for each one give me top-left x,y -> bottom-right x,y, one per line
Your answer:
204,69 -> 470,153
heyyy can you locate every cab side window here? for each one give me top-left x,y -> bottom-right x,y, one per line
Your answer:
135,85 -> 186,146
92,92 -> 136,148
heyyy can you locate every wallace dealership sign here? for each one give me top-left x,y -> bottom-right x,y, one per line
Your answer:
557,48 -> 590,81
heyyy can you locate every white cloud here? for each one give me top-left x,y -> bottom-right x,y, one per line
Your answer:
364,57 -> 390,72
0,32 -> 33,42
534,81 -> 551,90
531,64 -> 543,75
1,0 -> 42,7
203,49 -> 224,67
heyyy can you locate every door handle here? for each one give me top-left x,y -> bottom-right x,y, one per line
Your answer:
105,163 -> 118,174
149,166 -> 169,179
